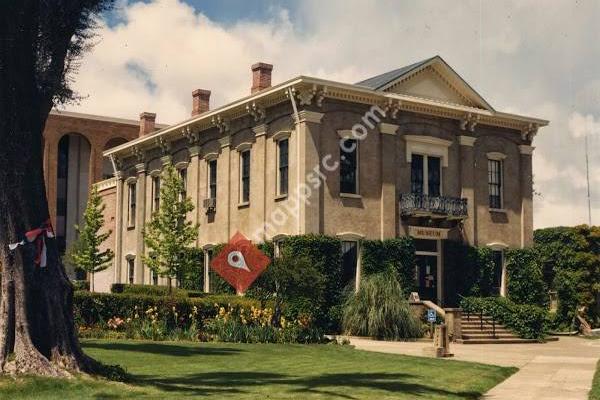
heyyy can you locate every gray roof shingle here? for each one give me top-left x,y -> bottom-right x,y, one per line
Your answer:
355,56 -> 437,90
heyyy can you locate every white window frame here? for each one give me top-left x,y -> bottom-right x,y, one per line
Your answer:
272,233 -> 289,258
487,152 -> 506,211
414,239 -> 443,304
175,161 -> 188,201
203,244 -> 215,293
488,242 -> 508,297
337,130 -> 360,197
126,178 -> 137,228
205,153 -> 218,200
412,153 -> 443,196
237,143 -> 252,206
150,171 -> 161,212
274,132 -> 291,198
337,232 -> 364,292
125,254 -> 135,284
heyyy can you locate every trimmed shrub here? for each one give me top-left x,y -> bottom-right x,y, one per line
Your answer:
443,241 -> 496,306
74,291 -> 259,328
72,280 -> 90,291
110,284 -> 203,298
278,235 -> 343,330
342,270 -> 422,340
362,237 -> 416,293
505,248 -> 547,306
460,296 -> 547,339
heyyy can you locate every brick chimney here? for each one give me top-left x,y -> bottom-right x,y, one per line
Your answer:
191,89 -> 211,116
251,62 -> 273,94
139,112 -> 156,137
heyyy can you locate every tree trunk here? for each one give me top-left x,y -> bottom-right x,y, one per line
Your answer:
0,2 -> 101,377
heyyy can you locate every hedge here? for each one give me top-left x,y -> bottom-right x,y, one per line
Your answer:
460,296 -> 547,339
110,284 -> 204,298
74,291 -> 259,328
443,241 -> 495,306
505,248 -> 547,307
361,237 -> 416,293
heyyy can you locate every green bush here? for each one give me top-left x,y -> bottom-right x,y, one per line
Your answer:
505,248 -> 547,306
110,284 -> 203,298
74,291 -> 259,328
460,296 -> 547,339
443,241 -> 496,306
246,254 -> 326,324
342,270 -> 422,340
362,237 -> 416,293
534,225 -> 599,327
72,280 -> 90,291
277,235 -> 343,331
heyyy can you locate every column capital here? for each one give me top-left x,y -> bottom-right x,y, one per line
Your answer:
189,145 -> 201,157
296,110 -> 324,124
114,170 -> 124,180
459,135 -> 476,146
379,122 -> 399,135
252,123 -> 268,137
519,145 -> 535,155
135,163 -> 147,173
160,155 -> 172,165
219,135 -> 231,149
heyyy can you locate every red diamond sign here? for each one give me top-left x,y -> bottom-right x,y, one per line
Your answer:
210,231 -> 271,294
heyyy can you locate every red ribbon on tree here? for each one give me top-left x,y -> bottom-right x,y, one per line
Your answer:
8,219 -> 55,268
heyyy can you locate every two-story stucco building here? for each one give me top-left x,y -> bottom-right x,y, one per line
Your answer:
95,56 -> 548,303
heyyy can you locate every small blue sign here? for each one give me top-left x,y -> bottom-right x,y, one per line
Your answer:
427,309 -> 437,323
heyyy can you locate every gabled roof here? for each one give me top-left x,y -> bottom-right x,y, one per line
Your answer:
355,56 -> 436,90
355,55 -> 494,111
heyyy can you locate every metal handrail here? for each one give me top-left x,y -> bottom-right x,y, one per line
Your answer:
399,193 -> 468,218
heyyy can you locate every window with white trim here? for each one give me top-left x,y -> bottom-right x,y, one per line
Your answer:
127,181 -> 136,227
340,138 -> 358,194
151,175 -> 160,212
277,138 -> 289,196
127,257 -> 135,284
488,159 -> 503,209
178,167 -> 187,200
240,149 -> 251,204
208,159 -> 217,199
411,154 -> 442,196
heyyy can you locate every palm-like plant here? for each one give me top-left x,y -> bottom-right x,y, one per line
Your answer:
342,270 -> 422,340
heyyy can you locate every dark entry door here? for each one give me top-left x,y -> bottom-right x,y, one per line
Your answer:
416,255 -> 437,301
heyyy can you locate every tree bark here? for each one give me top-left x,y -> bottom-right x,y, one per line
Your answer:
0,0 -> 102,377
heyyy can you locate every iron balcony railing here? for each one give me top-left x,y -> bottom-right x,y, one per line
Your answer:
399,193 -> 468,219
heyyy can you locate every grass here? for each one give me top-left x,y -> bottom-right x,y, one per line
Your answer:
591,359 -> 600,400
0,339 -> 516,399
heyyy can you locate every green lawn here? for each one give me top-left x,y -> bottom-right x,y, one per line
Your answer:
591,359 -> 600,400
0,340 -> 516,399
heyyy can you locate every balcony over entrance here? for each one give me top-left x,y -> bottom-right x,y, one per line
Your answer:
399,193 -> 468,220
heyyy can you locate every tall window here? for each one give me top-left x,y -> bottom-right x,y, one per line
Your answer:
411,154 -> 441,196
340,138 -> 358,194
208,160 -> 217,199
178,168 -> 187,200
128,258 -> 135,284
488,159 -> 503,209
277,139 -> 289,196
240,150 -> 250,203
152,269 -> 158,286
492,250 -> 503,294
127,181 -> 136,227
341,241 -> 358,290
152,175 -> 160,212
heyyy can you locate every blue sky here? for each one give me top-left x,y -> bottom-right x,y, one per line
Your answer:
70,0 -> 600,228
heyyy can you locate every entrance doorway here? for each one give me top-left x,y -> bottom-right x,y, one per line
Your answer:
414,239 -> 442,303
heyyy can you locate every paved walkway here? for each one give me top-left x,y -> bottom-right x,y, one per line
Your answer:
348,336 -> 600,400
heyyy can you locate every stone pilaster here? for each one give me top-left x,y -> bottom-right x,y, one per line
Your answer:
219,136 -> 232,238
113,171 -> 124,284
295,110 -> 324,234
519,145 -> 535,247
135,162 -> 147,284
251,124 -> 268,241
188,145 -> 201,230
459,135 -> 477,245
379,123 -> 398,239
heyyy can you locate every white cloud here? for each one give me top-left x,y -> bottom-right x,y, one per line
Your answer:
66,0 -> 600,228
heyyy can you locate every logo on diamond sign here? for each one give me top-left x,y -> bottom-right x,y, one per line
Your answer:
210,232 -> 271,294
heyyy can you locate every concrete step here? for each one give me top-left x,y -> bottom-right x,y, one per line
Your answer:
460,328 -> 512,334
458,338 -> 540,344
462,333 -> 519,340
